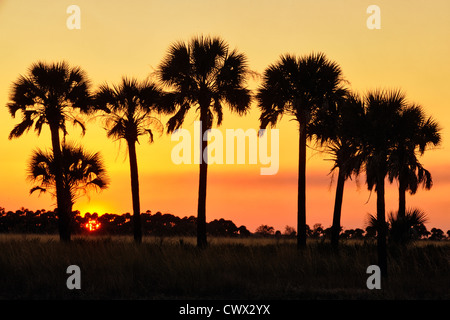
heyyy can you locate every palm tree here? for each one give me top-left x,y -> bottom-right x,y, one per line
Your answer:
157,35 -> 252,248
95,77 -> 163,243
310,93 -> 365,248
387,104 -> 441,219
257,52 -> 347,249
362,89 -> 408,276
7,61 -> 94,241
387,208 -> 428,244
28,143 -> 109,217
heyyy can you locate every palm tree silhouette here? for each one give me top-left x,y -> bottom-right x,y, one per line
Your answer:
7,61 -> 94,241
28,143 -> 109,217
387,208 -> 428,244
95,77 -> 163,243
362,89 -> 409,276
257,52 -> 347,249
310,92 -> 365,248
387,104 -> 441,219
157,35 -> 252,248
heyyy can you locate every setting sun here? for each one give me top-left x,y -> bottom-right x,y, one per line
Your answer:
85,219 -> 101,232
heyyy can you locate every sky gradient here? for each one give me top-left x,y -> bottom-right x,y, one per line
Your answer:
0,0 -> 449,232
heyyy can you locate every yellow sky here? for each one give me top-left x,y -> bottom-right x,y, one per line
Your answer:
0,0 -> 449,232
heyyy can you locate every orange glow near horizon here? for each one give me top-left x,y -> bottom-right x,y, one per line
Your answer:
0,0 -> 449,233
76,200 -> 118,217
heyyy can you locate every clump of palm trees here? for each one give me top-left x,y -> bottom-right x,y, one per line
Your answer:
257,52 -> 348,249
7,61 -> 97,242
6,35 -> 441,277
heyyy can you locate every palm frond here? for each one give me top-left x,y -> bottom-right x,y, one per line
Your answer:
366,212 -> 389,232
8,111 -> 35,139
29,186 -> 48,196
7,75 -> 41,116
418,116 -> 442,153
212,98 -> 223,126
191,35 -> 228,81
105,116 -> 126,141
223,88 -> 252,116
217,49 -> 249,90
166,102 -> 191,133
158,40 -> 192,88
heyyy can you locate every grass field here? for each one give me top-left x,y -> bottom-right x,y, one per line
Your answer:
0,234 -> 448,299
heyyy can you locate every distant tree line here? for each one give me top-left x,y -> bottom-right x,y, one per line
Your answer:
256,222 -> 449,241
0,207 -> 448,241
0,208 -> 251,237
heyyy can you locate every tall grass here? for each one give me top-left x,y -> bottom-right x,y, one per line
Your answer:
0,235 -> 448,299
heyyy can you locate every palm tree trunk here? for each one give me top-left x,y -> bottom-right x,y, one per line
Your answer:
376,173 -> 388,277
128,140 -> 142,244
398,178 -> 406,219
197,117 -> 208,248
49,124 -> 71,242
331,168 -> 345,248
297,124 -> 307,249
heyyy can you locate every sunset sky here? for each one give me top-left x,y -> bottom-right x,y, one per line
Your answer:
0,0 -> 449,233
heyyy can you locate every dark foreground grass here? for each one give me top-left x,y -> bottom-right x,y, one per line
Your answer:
0,235 -> 448,299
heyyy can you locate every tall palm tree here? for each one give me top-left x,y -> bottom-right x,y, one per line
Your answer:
28,143 -> 109,217
157,35 -> 252,248
7,61 -> 94,241
95,77 -> 163,243
257,52 -> 347,249
310,93 -> 365,248
387,104 -> 441,219
362,89 -> 408,277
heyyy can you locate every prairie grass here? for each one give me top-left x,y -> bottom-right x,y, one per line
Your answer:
0,234 -> 448,299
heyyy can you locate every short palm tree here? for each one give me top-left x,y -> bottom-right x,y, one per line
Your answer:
157,35 -> 252,248
310,92 -> 365,247
95,77 -> 163,243
387,208 -> 428,244
28,143 -> 109,218
257,52 -> 347,249
7,61 -> 94,241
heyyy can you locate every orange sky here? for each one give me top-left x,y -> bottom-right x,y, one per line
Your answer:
0,0 -> 449,232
